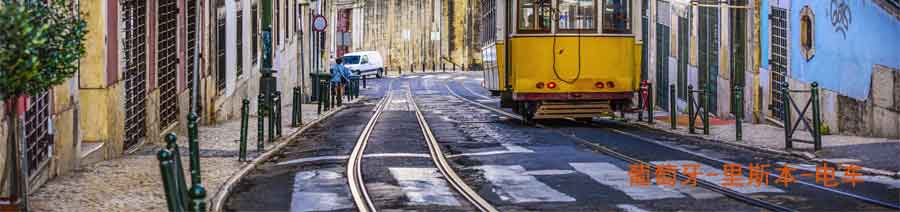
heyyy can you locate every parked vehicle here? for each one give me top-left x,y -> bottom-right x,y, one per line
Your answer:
341,51 -> 385,78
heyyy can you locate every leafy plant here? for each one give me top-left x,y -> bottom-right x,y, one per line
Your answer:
0,0 -> 88,100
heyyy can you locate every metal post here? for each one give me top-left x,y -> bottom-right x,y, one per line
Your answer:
239,99 -> 249,161
688,85 -> 695,134
783,82 -> 792,150
274,91 -> 282,137
292,87 -> 301,127
268,92 -> 276,143
317,81 -> 323,115
189,184 -> 207,212
187,113 -> 201,185
647,83 -> 654,124
811,82 -> 822,150
257,93 -> 265,152
734,86 -> 743,141
637,89 -> 644,121
703,85 -> 710,135
157,149 -> 185,212
670,84 -> 676,129
165,133 -> 188,207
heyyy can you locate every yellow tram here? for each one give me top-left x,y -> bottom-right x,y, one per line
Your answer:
481,0 -> 643,123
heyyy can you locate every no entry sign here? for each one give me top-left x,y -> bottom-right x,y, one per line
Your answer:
313,15 -> 327,32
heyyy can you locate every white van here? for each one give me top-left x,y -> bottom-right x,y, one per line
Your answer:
341,51 -> 385,78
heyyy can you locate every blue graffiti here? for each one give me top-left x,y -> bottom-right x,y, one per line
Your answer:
830,0 -> 852,39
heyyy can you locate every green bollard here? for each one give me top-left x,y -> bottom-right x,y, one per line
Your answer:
647,83 -> 654,124
187,113 -> 201,185
257,93 -> 266,152
268,92 -> 276,143
638,84 -> 645,122
703,85 -> 710,135
783,83 -> 792,150
811,82 -> 822,151
239,99 -> 249,161
158,149 -> 185,212
670,84 -> 677,129
317,81 -> 323,115
688,85 -> 696,134
165,133 -> 189,208
734,86 -> 743,141
274,91 -> 282,138
292,87 -> 301,127
189,184 -> 207,212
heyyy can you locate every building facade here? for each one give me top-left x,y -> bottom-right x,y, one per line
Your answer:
644,0 -> 900,138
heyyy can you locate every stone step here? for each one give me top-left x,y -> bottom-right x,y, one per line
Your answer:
78,142 -> 105,168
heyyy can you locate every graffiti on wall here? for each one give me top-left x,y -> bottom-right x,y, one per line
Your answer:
830,0 -> 852,39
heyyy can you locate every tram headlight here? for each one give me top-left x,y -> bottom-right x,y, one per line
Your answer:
606,81 -> 616,88
547,82 -> 557,89
595,82 -> 605,89
536,82 -> 545,89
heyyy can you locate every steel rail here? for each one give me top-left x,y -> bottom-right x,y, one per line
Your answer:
586,122 -> 900,210
347,80 -> 394,212
443,82 -> 797,212
407,87 -> 499,212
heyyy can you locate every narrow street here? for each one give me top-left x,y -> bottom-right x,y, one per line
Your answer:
224,72 -> 900,211
4,0 -> 899,211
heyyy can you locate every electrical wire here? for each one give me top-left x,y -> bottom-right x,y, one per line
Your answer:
551,5 -> 583,84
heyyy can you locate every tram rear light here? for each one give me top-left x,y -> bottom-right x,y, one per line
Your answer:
607,81 -> 616,88
595,82 -> 605,89
536,82 -> 545,89
547,82 -> 557,89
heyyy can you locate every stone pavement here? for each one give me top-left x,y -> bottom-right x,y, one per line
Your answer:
28,100 -> 351,212
626,111 -> 900,178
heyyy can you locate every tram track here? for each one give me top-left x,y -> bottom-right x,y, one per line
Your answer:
443,83 -> 798,212
346,80 -> 497,212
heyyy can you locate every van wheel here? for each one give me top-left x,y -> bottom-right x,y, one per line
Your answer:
376,69 -> 383,78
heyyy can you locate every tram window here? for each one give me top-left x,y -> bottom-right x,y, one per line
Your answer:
558,0 -> 596,32
602,0 -> 632,34
518,0 -> 552,33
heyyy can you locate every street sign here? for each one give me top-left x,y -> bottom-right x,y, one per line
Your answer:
313,15 -> 327,32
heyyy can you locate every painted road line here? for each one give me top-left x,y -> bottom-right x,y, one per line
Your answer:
453,76 -> 468,80
276,146 -> 534,167
651,160 -> 784,194
437,75 -> 452,79
389,167 -> 463,206
570,162 -> 686,201
475,165 -> 576,203
290,170 -> 354,212
616,204 -> 651,212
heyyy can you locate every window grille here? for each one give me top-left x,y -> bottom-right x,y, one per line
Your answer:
159,0 -> 179,129
237,10 -> 244,76
24,91 -> 52,176
655,1 -> 670,110
770,7 -> 789,121
122,0 -> 148,150
698,6 -> 719,114
216,17 -> 226,92
677,15 -> 689,100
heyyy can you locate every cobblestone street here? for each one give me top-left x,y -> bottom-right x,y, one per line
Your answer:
28,102 -> 342,211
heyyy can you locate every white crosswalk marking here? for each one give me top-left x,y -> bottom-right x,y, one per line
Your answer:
651,160 -> 784,194
437,75 -> 452,79
570,162 -> 686,201
616,204 -> 652,212
290,170 -> 354,212
389,167 -> 462,206
474,165 -> 576,203
422,75 -> 434,79
453,76 -> 468,80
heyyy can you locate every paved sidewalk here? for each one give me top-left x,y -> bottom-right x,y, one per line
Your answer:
28,100 -> 351,211
626,111 -> 900,178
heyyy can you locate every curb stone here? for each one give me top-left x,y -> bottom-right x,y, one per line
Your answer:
626,120 -> 900,179
209,97 -> 366,211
